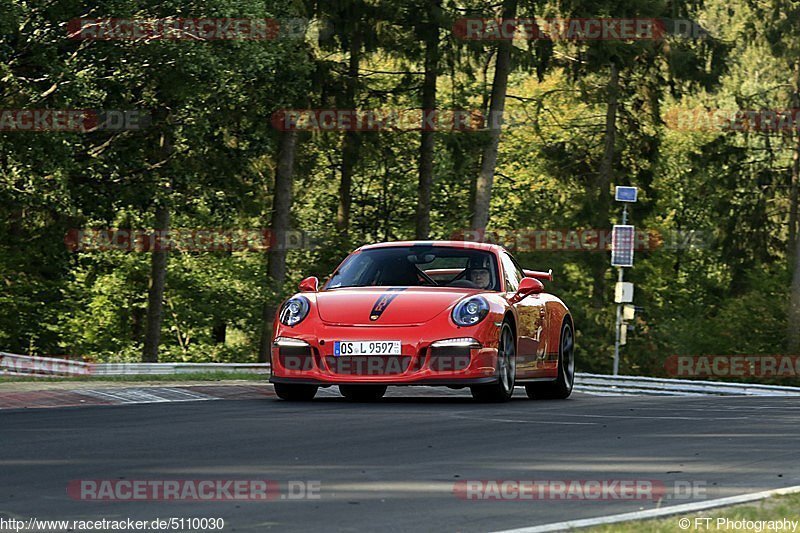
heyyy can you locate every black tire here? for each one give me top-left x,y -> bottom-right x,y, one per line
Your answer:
471,321 -> 516,403
339,384 -> 387,401
274,383 -> 318,401
525,320 -> 574,400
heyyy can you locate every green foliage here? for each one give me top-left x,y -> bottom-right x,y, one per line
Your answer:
0,0 -> 797,380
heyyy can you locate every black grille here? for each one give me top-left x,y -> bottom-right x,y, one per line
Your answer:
278,345 -> 314,371
324,355 -> 411,376
429,346 -> 471,371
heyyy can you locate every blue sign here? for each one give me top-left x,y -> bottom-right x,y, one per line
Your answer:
615,186 -> 638,203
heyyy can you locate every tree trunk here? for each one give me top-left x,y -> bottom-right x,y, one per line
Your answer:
470,0 -> 517,232
336,37 -> 361,235
598,63 -> 619,218
258,130 -> 299,363
212,323 -> 226,345
591,62 -> 619,309
415,0 -> 441,240
131,307 -> 144,342
790,182 -> 800,352
142,200 -> 170,362
788,61 -> 799,261
787,61 -> 800,352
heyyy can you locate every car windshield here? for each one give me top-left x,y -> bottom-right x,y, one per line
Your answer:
326,246 -> 500,290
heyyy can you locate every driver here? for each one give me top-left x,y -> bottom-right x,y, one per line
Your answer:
468,268 -> 492,289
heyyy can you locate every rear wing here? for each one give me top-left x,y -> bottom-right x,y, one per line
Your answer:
524,269 -> 553,282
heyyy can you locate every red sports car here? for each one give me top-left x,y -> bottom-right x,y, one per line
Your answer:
270,241 -> 574,402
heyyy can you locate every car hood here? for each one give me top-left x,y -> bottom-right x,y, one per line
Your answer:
315,287 -> 482,326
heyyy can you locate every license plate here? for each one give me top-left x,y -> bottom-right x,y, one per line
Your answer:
334,340 -> 402,356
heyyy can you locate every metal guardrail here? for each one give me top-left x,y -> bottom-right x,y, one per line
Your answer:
93,362 -> 270,376
3,352 -> 800,396
0,352 -> 93,376
0,352 -> 269,377
575,372 -> 800,397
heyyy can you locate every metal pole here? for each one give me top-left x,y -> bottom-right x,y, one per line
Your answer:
612,204 -> 628,376
613,268 -> 623,375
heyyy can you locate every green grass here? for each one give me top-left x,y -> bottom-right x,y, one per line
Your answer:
586,492 -> 800,532
0,371 -> 268,383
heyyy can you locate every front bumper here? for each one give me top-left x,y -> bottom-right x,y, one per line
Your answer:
270,323 -> 501,385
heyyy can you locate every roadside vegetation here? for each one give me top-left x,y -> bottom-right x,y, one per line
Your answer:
1,0 -> 799,379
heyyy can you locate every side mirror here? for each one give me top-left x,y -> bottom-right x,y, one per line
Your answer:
511,277 -> 544,303
298,276 -> 319,292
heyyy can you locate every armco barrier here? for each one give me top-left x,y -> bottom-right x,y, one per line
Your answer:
0,352 -> 269,377
574,373 -> 800,397
0,352 -> 92,376
2,352 -> 800,396
92,362 -> 270,376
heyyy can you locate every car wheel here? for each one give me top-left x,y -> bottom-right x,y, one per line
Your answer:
471,321 -> 516,403
339,384 -> 387,401
274,383 -> 318,401
525,320 -> 574,400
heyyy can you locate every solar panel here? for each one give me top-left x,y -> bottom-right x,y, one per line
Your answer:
611,225 -> 635,267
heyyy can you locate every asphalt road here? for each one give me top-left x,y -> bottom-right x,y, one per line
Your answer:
2,387 -> 800,532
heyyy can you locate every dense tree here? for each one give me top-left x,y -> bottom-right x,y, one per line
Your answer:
1,0 -> 798,383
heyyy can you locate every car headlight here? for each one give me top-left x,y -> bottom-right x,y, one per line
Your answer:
452,296 -> 489,326
279,296 -> 310,326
